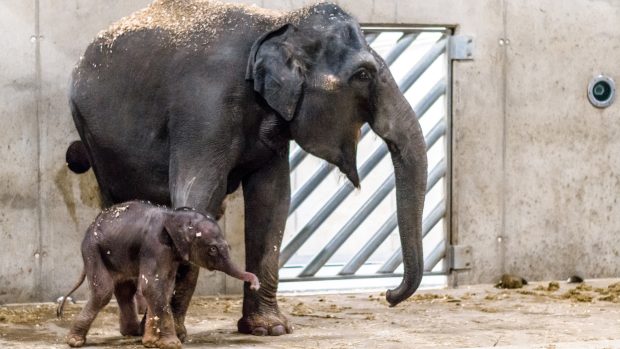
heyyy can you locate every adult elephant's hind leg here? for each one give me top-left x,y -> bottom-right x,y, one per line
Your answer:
238,154 -> 292,336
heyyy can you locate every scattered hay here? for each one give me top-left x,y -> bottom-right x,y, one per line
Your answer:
595,282 -> 620,302
366,293 -> 390,306
323,304 -> 350,313
99,0 -> 279,44
516,290 -> 537,296
547,281 -> 559,291
95,0 -> 335,47
607,282 -> 620,292
505,281 -> 620,303
407,293 -> 455,303
460,293 -> 474,300
598,294 -> 619,302
561,288 -> 593,303
534,281 -> 560,292
290,302 -> 341,319
575,283 -> 593,292
546,281 -> 560,292
222,302 -> 234,313
484,292 -> 511,301
0,303 -> 116,325
291,302 -> 314,316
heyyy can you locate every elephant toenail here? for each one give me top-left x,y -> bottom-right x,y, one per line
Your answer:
269,325 -> 286,336
251,327 -> 268,336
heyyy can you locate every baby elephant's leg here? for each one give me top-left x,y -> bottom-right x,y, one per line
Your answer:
142,306 -> 160,348
170,263 -> 199,343
67,259 -> 114,347
141,273 -> 181,349
115,280 -> 142,336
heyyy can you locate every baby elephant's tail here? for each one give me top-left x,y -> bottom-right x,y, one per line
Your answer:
56,269 -> 86,319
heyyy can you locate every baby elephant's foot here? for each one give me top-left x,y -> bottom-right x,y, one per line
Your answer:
158,337 -> 182,349
142,335 -> 159,348
66,334 -> 86,347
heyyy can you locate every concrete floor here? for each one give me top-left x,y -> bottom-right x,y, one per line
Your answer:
2,279 -> 620,349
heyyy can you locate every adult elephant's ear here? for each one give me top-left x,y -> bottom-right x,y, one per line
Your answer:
163,213 -> 192,262
246,24 -> 304,121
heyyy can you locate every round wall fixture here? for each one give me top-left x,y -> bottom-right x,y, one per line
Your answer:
588,75 -> 615,108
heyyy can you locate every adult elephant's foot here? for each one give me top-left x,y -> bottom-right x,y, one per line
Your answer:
237,311 -> 293,336
120,319 -> 143,337
66,334 -> 85,347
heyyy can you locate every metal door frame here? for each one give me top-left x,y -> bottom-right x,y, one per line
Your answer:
279,25 -> 455,289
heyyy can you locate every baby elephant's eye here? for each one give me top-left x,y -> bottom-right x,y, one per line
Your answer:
208,246 -> 218,256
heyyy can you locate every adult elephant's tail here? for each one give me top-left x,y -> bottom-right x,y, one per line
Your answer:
66,140 -> 91,174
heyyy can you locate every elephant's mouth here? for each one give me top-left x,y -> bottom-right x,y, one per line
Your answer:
338,162 -> 360,188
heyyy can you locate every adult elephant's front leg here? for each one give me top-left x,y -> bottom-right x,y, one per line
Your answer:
168,140 -> 230,341
238,154 -> 291,336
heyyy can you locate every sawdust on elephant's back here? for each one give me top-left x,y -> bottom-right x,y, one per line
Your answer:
97,0 -> 313,46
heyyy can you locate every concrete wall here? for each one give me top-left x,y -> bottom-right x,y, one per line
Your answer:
386,0 -> 620,285
1,0 -> 619,303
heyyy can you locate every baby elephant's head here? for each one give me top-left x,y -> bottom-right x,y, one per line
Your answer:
164,209 -> 260,290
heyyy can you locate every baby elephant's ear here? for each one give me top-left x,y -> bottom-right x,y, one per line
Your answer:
163,214 -> 192,262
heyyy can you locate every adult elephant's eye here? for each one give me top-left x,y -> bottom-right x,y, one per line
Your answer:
208,246 -> 218,256
352,68 -> 372,82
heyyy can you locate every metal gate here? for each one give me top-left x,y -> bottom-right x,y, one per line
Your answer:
279,27 -> 453,292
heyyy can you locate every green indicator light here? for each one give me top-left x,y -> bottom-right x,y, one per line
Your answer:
592,81 -> 611,101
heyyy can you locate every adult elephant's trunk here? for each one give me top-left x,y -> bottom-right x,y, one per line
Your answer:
370,66 -> 428,307
219,257 -> 261,291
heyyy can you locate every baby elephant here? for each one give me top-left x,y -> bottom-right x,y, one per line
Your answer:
57,201 -> 259,349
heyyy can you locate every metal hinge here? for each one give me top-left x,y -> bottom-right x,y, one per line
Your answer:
449,35 -> 474,60
450,245 -> 472,270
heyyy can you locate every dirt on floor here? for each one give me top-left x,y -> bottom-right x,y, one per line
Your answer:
2,279 -> 620,349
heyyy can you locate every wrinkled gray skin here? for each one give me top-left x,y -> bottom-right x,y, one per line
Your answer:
67,2 -> 427,338
57,201 -> 259,349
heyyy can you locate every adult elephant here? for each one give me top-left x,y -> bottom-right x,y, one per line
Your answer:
66,0 -> 427,338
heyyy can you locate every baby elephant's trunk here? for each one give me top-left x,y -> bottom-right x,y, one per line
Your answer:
221,259 -> 260,290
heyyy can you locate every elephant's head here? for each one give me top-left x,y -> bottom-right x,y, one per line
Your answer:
247,3 -> 428,306
164,209 -> 260,290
